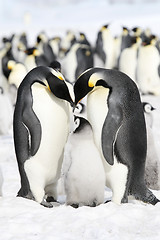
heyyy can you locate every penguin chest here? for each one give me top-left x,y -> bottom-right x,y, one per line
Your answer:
25,56 -> 36,71
30,83 -> 70,181
87,86 -> 109,152
87,87 -> 128,192
62,45 -> 79,82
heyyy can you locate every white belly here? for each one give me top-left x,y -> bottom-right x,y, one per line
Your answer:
87,86 -> 128,203
25,83 -> 70,185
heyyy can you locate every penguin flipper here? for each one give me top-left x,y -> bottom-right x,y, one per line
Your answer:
101,105 -> 123,165
23,107 -> 42,156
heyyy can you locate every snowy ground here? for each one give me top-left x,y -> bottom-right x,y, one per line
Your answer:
1,0 -> 160,239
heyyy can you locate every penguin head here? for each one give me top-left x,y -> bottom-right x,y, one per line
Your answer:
73,115 -> 91,133
45,69 -> 74,107
25,47 -> 40,56
142,102 -> 155,113
7,60 -> 16,70
132,27 -> 142,36
74,68 -> 108,105
101,24 -> 109,32
122,26 -> 129,35
49,61 -> 61,72
73,102 -> 85,115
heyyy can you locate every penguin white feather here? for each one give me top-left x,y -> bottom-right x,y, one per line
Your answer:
63,116 -> 105,207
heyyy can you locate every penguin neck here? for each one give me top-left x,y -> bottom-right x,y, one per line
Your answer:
87,86 -> 109,150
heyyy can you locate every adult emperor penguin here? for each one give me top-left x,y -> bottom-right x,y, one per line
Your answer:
13,65 -> 74,207
95,24 -> 114,69
64,116 -> 105,208
137,36 -> 160,95
74,68 -> 159,205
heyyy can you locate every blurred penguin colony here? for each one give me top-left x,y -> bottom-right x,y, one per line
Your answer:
0,23 -> 160,205
1,24 -> 160,101
1,24 -> 160,134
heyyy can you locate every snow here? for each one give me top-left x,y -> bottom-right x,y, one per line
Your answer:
1,0 -> 160,239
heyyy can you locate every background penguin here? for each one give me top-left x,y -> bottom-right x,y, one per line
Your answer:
120,26 -> 132,53
59,30 -> 76,57
95,24 -> 114,69
7,60 -> 27,89
119,36 -> 141,82
78,32 -> 91,46
63,116 -> 105,208
48,37 -> 61,59
142,102 -> 160,190
136,35 -> 160,95
36,32 -> 56,64
13,65 -> 74,207
61,43 -> 94,83
74,67 -> 159,205
7,60 -> 28,106
24,47 -> 49,71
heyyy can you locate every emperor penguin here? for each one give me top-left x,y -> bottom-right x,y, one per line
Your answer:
119,36 -> 141,82
64,116 -> 105,208
36,32 -> 56,64
59,30 -> 76,58
13,65 -> 74,207
137,36 -> 160,95
74,68 -> 160,205
7,60 -> 27,88
117,26 -> 132,69
95,24 -> 114,69
7,60 -> 28,106
142,102 -> 160,190
61,43 -> 94,83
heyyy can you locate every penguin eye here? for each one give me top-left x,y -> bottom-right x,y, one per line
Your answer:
74,103 -> 82,114
145,104 -> 151,113
73,118 -> 80,132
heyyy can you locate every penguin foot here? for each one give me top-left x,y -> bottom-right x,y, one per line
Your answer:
71,203 -> 79,208
40,200 -> 53,208
121,196 -> 128,203
17,188 -> 34,200
46,196 -> 57,202
130,188 -> 160,205
104,200 -> 111,204
89,201 -> 97,207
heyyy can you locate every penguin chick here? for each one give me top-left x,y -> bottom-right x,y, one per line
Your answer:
142,102 -> 160,190
64,116 -> 105,208
142,102 -> 155,128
